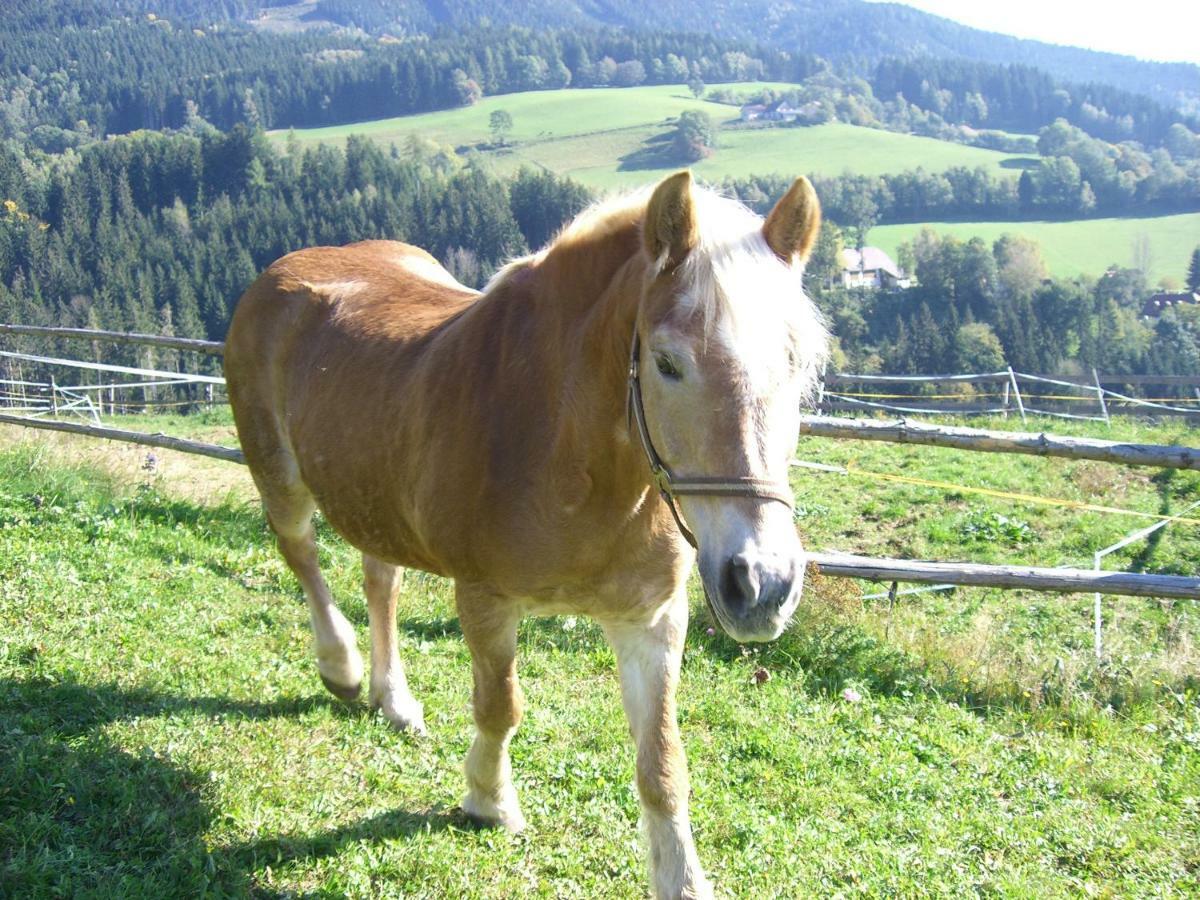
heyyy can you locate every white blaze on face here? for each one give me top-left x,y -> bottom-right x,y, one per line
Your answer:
653,188 -> 827,640
679,190 -> 827,473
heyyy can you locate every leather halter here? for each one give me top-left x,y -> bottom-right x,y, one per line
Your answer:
626,329 -> 795,548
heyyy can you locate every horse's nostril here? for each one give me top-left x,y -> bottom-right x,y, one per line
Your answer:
724,553 -> 760,609
721,554 -> 796,612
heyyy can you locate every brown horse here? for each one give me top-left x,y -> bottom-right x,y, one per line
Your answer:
224,171 -> 827,898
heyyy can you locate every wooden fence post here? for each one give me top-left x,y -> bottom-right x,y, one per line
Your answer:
50,376 -> 58,417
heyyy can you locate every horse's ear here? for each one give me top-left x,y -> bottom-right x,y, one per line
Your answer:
644,170 -> 699,269
763,176 -> 821,265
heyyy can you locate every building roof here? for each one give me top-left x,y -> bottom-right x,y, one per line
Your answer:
840,247 -> 902,278
1142,291 -> 1200,317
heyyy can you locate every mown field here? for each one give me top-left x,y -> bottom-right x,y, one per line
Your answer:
268,83 -> 1030,189
872,213 -> 1200,287
1,412 -> 1198,897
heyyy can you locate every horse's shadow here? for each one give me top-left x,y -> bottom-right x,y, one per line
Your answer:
0,676 -> 461,896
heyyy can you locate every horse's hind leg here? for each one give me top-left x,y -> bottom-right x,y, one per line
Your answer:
456,581 -> 526,832
362,554 -> 426,734
264,488 -> 364,701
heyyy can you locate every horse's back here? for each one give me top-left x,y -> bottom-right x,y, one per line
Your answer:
227,240 -> 475,353
224,240 -> 479,561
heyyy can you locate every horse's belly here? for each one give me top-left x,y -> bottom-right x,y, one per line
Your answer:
295,452 -> 443,573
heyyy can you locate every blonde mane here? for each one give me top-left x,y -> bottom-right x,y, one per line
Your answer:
485,181 -> 827,396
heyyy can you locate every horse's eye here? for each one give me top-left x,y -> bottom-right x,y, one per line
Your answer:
655,353 -> 682,380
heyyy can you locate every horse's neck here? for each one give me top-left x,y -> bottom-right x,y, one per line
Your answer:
524,223 -> 650,494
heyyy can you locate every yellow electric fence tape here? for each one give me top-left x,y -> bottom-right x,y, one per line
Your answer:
790,459 -> 1200,527
829,390 -> 1200,403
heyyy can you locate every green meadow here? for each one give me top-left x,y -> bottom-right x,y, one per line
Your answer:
1,413 -> 1197,896
270,83 -> 1200,283
872,213 -> 1200,287
270,83 -> 1029,189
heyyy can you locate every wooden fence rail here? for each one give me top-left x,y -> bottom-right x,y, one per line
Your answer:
1,411 -> 1196,601
798,415 -> 1200,471
808,552 -> 1200,600
0,413 -> 245,463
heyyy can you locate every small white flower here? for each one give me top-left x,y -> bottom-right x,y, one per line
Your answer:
841,687 -> 862,703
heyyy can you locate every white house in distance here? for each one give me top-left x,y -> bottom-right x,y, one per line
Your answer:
739,100 -> 806,122
840,246 -> 910,290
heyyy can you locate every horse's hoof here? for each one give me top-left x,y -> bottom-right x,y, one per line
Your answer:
370,691 -> 427,735
376,705 -> 428,736
461,793 -> 527,833
320,673 -> 362,702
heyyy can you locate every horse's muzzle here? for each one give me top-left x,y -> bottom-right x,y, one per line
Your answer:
703,550 -> 803,642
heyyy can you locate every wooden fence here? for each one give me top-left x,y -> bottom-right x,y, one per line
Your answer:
0,323 -> 1197,606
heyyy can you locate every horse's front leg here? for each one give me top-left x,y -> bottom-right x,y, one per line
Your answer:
604,592 -> 712,900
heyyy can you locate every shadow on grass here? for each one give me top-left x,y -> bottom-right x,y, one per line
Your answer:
998,156 -> 1040,170
0,676 -> 465,897
617,132 -> 683,171
223,804 -> 466,897
1129,468 -> 1180,574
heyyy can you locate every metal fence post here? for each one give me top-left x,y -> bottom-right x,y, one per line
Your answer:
1007,367 -> 1027,425
1092,368 -> 1110,427
1093,551 -> 1103,660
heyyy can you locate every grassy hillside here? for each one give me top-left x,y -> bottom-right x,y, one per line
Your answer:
270,83 -> 1030,189
871,213 -> 1200,286
1,414 -> 1197,895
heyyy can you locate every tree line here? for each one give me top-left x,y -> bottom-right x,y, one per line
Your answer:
7,1 -> 1196,162
722,116 -> 1200,233
0,128 -> 589,363
801,223 -> 1200,384
1,3 -> 820,144
3,125 -> 1197,384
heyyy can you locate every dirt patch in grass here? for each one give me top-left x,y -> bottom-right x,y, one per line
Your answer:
0,426 -> 256,505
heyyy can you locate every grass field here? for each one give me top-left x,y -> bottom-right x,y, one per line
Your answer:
871,213 -> 1200,287
269,83 -> 1030,189
270,84 -> 1200,284
2,412 -> 1198,896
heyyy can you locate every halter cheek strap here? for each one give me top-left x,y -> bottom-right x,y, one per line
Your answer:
626,329 -> 795,549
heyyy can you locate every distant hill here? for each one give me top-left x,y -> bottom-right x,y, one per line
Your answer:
251,0 -> 1199,111
20,2 -> 1198,112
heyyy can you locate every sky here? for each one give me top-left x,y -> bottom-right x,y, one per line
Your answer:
880,1 -> 1200,65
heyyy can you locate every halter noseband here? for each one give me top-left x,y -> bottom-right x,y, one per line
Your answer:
626,328 -> 795,548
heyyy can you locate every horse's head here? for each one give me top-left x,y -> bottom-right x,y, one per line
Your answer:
635,171 -> 828,642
